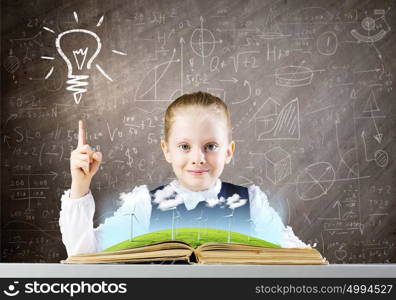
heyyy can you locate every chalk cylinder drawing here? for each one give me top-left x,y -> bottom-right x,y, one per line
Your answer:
275,65 -> 313,87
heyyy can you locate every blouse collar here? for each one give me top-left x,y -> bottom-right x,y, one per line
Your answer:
169,179 -> 222,210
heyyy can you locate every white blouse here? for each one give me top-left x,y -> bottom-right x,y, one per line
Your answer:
59,179 -> 309,256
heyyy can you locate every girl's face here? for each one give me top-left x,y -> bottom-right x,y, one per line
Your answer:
161,106 -> 235,191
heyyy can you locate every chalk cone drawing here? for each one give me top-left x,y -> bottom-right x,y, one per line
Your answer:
258,8 -> 291,40
42,12 -> 126,104
363,90 -> 380,113
252,97 -> 300,140
264,146 -> 292,184
361,90 -> 384,144
296,162 -> 335,201
275,65 -> 313,87
351,9 -> 390,43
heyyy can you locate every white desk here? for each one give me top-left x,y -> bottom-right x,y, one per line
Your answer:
0,264 -> 395,278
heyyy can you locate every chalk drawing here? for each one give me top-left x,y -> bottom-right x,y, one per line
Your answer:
316,31 -> 338,56
251,97 -> 300,140
190,16 -> 222,65
258,8 -> 291,40
264,146 -> 292,184
351,9 -> 390,43
42,12 -> 126,104
296,162 -> 335,201
275,65 -> 314,87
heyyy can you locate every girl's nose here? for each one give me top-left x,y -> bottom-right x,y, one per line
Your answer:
191,147 -> 206,165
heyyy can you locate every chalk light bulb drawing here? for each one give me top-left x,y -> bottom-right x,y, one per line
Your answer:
55,29 -> 101,104
42,12 -> 127,105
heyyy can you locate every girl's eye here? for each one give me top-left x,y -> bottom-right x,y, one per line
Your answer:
179,144 -> 190,151
205,144 -> 218,151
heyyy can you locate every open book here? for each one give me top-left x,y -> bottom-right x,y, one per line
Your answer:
62,228 -> 328,265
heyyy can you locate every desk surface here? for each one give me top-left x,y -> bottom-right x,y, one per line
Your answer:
0,264 -> 395,278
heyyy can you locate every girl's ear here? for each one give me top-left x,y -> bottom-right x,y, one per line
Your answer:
225,141 -> 235,164
160,139 -> 172,163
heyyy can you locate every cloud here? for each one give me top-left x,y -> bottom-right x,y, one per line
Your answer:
225,193 -> 247,209
229,199 -> 247,209
152,184 -> 176,204
158,195 -> 184,211
205,197 -> 225,208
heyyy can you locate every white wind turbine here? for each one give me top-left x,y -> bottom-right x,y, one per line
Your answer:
223,209 -> 235,243
194,210 -> 207,241
169,207 -> 179,240
174,208 -> 182,237
124,211 -> 139,241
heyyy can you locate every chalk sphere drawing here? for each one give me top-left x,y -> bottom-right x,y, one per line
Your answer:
374,150 -> 388,168
296,162 -> 335,201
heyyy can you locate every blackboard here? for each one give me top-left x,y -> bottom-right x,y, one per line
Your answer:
1,0 -> 395,263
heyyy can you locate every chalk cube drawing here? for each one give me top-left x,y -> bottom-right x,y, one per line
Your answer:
264,146 -> 291,184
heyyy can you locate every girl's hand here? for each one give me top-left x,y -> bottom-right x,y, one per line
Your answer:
70,120 -> 102,197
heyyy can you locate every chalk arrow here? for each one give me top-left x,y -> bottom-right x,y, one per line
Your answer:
220,77 -> 238,83
373,133 -> 383,144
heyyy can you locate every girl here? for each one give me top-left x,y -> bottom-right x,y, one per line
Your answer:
60,91 -> 308,256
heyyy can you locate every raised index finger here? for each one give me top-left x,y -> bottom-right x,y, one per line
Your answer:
78,120 -> 86,147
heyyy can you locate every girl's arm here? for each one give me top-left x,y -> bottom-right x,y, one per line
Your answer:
60,120 -> 103,256
59,189 -> 98,256
59,185 -> 152,256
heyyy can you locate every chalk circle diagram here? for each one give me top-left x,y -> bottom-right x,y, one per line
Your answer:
351,10 -> 390,43
275,65 -> 313,87
296,162 -> 335,201
190,16 -> 222,64
374,149 -> 388,168
316,31 -> 338,56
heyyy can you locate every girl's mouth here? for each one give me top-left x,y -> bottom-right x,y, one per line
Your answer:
187,170 -> 209,175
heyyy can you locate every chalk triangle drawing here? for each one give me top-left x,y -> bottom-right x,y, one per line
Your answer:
259,8 -> 291,40
363,90 -> 380,113
265,8 -> 282,35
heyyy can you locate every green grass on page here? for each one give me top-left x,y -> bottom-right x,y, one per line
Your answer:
104,227 -> 281,252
